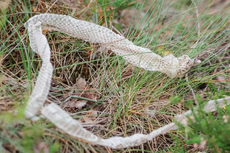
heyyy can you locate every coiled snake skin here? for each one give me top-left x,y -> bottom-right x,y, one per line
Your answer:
23,14 -> 229,149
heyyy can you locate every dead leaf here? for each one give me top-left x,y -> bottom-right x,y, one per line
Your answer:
84,92 -> 96,100
42,29 -> 48,34
193,143 -> 199,150
82,110 -> 98,123
33,142 -> 49,153
64,100 -> 87,109
32,7 -> 36,12
75,77 -> 86,89
199,140 -> 207,150
193,138 -> 207,151
82,116 -> 93,124
87,110 -> 97,120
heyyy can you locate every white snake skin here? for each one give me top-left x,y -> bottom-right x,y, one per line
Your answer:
23,14 -> 229,149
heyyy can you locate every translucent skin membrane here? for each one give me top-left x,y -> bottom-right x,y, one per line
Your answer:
24,14 -> 228,149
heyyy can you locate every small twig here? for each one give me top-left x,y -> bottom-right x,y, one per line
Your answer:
192,0 -> 200,37
186,74 -> 198,105
46,0 -> 58,13
190,0 -> 201,49
61,95 -> 108,107
75,0 -> 94,16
